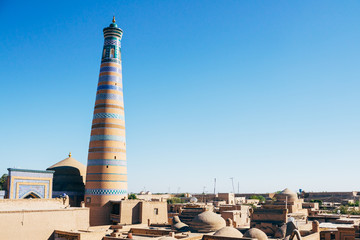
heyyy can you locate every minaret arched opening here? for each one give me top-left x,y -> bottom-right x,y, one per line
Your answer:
110,48 -> 114,58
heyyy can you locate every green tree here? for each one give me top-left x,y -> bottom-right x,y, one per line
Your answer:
339,205 -> 348,214
0,174 -> 8,191
249,195 -> 265,203
310,199 -> 323,206
128,193 -> 137,199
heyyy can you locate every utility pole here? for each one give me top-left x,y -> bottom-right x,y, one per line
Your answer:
214,178 -> 217,202
230,177 -> 235,193
214,178 -> 216,195
203,186 -> 206,203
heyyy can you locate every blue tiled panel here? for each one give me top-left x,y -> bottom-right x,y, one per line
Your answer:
11,179 -> 51,199
8,169 -> 53,199
18,184 -> 45,198
11,171 -> 53,179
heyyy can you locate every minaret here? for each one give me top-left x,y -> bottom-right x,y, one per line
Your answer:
84,17 -> 127,226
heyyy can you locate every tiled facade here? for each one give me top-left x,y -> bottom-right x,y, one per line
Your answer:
84,17 -> 128,226
7,168 -> 54,199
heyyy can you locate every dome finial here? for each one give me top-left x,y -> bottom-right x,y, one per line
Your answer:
112,16 -> 116,23
69,152 -> 72,157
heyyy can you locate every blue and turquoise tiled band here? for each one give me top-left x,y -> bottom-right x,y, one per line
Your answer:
98,75 -> 122,83
90,135 -> 125,142
100,66 -> 122,73
96,93 -> 124,101
97,85 -> 123,91
87,159 -> 126,166
94,103 -> 124,110
104,39 -> 121,47
93,113 -> 124,120
101,58 -> 121,64
85,189 -> 127,195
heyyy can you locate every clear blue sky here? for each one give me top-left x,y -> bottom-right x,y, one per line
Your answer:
1,1 -> 360,194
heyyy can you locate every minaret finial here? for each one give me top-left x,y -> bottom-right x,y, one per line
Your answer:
69,152 -> 72,157
112,16 -> 116,23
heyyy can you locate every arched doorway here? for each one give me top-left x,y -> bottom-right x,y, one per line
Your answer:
23,192 -> 41,199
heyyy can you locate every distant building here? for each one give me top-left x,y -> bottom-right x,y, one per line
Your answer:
136,193 -> 171,202
110,199 -> 168,225
302,191 -> 359,204
250,188 -> 308,235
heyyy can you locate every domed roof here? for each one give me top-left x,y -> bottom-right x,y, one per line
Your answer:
214,227 -> 243,238
275,188 -> 298,202
173,216 -> 190,232
244,228 -> 268,240
174,222 -> 190,232
47,153 -> 86,182
189,211 -> 226,233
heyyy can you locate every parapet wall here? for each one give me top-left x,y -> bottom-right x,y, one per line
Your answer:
0,197 -> 68,211
0,206 -> 89,240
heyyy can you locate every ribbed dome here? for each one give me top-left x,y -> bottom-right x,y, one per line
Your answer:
214,227 -> 243,238
244,228 -> 268,240
275,188 -> 298,202
189,211 -> 226,233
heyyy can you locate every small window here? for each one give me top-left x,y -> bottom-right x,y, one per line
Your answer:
103,49 -> 106,58
114,156 -> 116,159
106,165 -> 109,168
86,197 -> 91,203
110,48 -> 115,58
154,208 -> 158,215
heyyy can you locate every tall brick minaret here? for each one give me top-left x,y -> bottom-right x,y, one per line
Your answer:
85,17 -> 127,226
